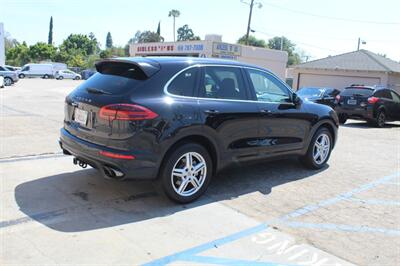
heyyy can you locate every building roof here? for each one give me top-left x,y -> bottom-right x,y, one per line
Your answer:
295,50 -> 400,73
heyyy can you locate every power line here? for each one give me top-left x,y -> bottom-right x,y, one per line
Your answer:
263,2 -> 400,25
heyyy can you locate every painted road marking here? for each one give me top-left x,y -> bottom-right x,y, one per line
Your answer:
347,197 -> 400,206
279,221 -> 400,236
279,172 -> 400,221
0,152 -> 65,164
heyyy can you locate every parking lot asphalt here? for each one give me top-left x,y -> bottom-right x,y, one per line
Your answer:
1,79 -> 399,265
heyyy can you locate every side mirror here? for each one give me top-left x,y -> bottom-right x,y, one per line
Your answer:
292,93 -> 301,105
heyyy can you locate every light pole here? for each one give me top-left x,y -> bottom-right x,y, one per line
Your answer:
241,0 -> 262,45
357,37 -> 366,51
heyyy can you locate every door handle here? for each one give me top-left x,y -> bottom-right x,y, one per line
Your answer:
204,109 -> 220,114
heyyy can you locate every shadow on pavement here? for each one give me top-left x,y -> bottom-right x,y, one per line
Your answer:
342,121 -> 400,129
15,158 -> 327,232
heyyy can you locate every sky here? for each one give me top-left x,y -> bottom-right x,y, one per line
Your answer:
2,0 -> 400,62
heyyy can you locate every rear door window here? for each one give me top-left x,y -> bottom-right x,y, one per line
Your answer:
167,67 -> 199,97
199,66 -> 248,100
375,90 -> 392,99
390,91 -> 400,103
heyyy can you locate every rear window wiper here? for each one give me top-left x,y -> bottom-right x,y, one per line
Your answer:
86,87 -> 112,95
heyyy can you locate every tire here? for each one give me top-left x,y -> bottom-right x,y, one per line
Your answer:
74,76 -> 81,80
4,77 -> 13,86
58,76 -> 64,80
43,74 -> 49,79
338,114 -> 347,124
300,127 -> 333,169
374,110 -> 386,128
19,73 -> 25,79
158,143 -> 213,203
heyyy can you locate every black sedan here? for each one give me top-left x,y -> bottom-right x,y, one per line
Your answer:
297,87 -> 340,108
60,57 -> 339,203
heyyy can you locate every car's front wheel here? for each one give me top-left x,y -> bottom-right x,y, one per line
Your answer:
300,127 -> 333,169
159,143 -> 212,203
58,76 -> 64,80
4,77 -> 13,86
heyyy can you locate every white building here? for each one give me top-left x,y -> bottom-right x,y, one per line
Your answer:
129,35 -> 288,79
0,23 -> 5,66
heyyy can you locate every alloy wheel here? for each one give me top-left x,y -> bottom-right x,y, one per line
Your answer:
171,152 -> 207,197
312,133 -> 331,165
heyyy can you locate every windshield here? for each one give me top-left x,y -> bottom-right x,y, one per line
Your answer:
297,88 -> 324,97
341,88 -> 374,97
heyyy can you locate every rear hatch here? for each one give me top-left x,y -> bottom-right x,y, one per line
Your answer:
64,58 -> 160,150
338,87 -> 374,109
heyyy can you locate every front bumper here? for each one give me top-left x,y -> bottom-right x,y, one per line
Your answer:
59,128 -> 157,179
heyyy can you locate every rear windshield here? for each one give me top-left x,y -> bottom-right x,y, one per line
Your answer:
341,88 -> 374,97
78,72 -> 144,94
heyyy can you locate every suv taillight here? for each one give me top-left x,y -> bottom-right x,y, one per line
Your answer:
335,95 -> 341,101
99,104 -> 158,121
367,97 -> 379,104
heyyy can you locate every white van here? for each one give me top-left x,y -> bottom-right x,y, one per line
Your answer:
19,63 -> 67,79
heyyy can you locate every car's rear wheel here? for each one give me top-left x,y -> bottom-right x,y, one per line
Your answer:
43,74 -> 49,79
300,127 -> 332,169
159,143 -> 212,203
18,73 -> 25,79
4,77 -> 13,86
374,110 -> 386,128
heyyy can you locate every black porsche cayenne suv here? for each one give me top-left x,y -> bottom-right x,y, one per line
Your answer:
60,57 -> 338,203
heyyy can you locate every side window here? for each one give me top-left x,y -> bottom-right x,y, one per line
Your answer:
375,90 -> 392,99
200,66 -> 248,100
22,66 -> 30,71
390,91 -> 400,103
167,67 -> 199,97
247,69 -> 291,103
0,66 -> 5,71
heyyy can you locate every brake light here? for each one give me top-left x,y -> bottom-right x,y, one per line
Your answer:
99,104 -> 158,121
99,151 -> 135,160
367,97 -> 379,104
335,95 -> 341,101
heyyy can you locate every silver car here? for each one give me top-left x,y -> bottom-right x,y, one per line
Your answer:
0,66 -> 19,86
55,70 -> 82,80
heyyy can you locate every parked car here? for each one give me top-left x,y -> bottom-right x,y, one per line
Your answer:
59,57 -> 339,203
336,85 -> 400,127
0,65 -> 19,86
81,69 -> 97,80
5,65 -> 21,72
297,87 -> 340,108
55,70 -> 82,80
0,76 -> 4,88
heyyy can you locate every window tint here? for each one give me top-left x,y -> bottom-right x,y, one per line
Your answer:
375,90 -> 392,99
341,88 -> 373,97
168,67 -> 198,97
22,66 -> 30,71
0,66 -> 6,71
390,91 -> 400,102
200,66 -> 247,100
247,69 -> 291,103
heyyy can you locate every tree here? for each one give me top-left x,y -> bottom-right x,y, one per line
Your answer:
157,21 -> 161,36
29,42 -> 56,62
60,34 -> 98,56
177,24 -> 200,41
4,32 -> 19,51
136,31 -> 164,43
268,36 -> 302,66
5,42 -> 30,66
168,9 -> 180,41
237,35 -> 267,48
106,32 -> 113,49
48,16 -> 53,45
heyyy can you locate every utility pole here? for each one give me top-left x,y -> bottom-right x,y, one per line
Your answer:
357,37 -> 366,51
242,0 -> 262,45
245,0 -> 254,45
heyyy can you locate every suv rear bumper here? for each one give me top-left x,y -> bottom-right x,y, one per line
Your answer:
336,106 -> 374,120
59,128 -> 157,180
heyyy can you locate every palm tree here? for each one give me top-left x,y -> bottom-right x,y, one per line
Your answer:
168,9 -> 180,41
